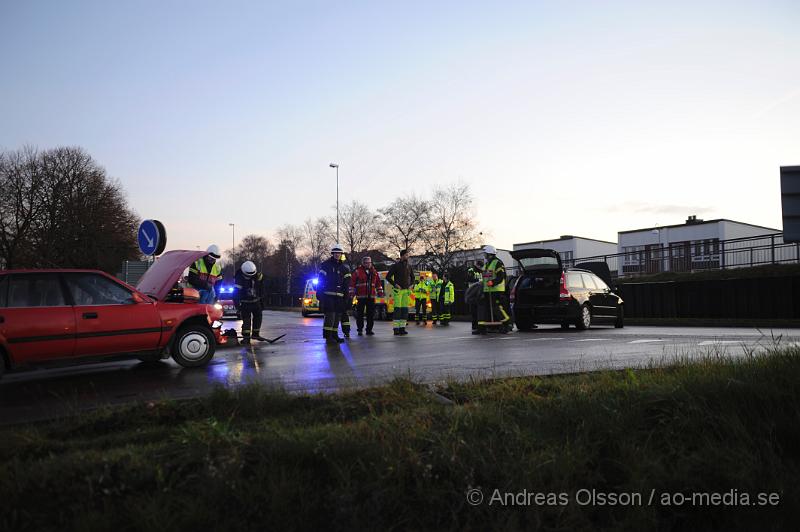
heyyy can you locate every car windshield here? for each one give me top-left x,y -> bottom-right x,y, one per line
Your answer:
518,256 -> 560,270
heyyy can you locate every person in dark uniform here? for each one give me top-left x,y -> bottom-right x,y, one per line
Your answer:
319,244 -> 348,344
466,259 -> 484,333
234,260 -> 265,345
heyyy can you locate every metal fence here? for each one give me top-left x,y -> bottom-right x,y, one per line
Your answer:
561,233 -> 797,278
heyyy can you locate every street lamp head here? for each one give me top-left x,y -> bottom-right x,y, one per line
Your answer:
329,163 -> 338,168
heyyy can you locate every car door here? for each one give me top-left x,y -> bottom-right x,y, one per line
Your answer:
64,272 -> 162,357
0,273 -> 76,363
583,273 -> 618,319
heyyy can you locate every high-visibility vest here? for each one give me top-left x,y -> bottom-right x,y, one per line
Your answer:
442,281 -> 455,304
482,257 -> 505,293
414,280 -> 429,300
430,279 -> 442,300
192,259 -> 222,284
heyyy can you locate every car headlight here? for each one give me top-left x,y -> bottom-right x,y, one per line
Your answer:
213,303 -> 223,311
211,320 -> 223,328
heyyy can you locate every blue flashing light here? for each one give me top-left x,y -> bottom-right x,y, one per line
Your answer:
218,285 -> 235,294
312,278 -> 319,285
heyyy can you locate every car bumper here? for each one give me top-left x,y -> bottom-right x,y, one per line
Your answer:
512,301 -> 581,323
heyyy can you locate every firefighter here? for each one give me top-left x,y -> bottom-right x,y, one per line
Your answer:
188,244 -> 223,304
467,259 -> 484,332
234,260 -> 265,345
350,255 -> 384,335
429,272 -> 442,324
477,245 -> 512,334
414,272 -> 430,324
339,253 -> 353,338
385,249 -> 413,335
319,244 -> 348,344
439,272 -> 455,325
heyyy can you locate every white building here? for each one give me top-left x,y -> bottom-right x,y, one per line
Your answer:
618,216 -> 783,275
411,248 -> 518,275
513,235 -> 618,265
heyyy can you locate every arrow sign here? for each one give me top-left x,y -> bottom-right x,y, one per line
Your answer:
138,219 -> 166,256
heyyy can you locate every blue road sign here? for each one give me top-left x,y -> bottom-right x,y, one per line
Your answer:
138,220 -> 161,255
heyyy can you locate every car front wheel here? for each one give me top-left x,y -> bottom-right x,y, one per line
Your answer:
172,325 -> 216,367
575,305 -> 592,330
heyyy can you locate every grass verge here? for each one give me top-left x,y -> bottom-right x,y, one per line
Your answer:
2,349 -> 799,531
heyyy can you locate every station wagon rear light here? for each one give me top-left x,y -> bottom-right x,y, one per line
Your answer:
559,272 -> 571,300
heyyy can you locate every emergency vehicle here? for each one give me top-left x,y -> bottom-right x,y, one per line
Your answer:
300,277 -> 321,317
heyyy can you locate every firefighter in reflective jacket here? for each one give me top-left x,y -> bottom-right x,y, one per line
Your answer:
438,273 -> 455,325
414,273 -> 430,324
234,261 -> 265,345
319,244 -> 348,344
478,245 -> 512,334
188,244 -> 223,304
429,273 -> 443,324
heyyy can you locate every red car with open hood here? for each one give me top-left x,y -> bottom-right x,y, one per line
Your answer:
0,250 -> 226,379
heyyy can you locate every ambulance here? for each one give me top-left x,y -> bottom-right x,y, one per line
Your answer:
300,277 -> 321,317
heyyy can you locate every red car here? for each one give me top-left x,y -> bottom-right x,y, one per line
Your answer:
0,250 -> 226,379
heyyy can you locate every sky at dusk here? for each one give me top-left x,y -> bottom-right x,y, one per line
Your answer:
1,1 -> 798,253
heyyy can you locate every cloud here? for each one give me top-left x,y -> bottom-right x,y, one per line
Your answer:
601,201 -> 713,216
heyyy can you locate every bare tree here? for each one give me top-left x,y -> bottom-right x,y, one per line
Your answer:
377,194 -> 431,258
339,200 -> 379,264
0,147 -> 45,269
276,224 -> 304,294
224,234 -> 274,277
421,182 -> 481,274
0,146 -> 138,272
302,217 -> 333,271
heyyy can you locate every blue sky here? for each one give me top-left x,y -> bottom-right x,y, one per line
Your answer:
1,1 -> 798,252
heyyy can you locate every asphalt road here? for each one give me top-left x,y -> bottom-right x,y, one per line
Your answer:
2,310 -> 798,425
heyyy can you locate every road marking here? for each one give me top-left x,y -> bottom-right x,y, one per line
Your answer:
572,338 -> 611,342
629,339 -> 665,344
525,337 -> 565,341
697,340 -> 741,346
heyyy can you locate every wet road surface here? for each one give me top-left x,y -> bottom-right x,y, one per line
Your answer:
1,310 -> 798,424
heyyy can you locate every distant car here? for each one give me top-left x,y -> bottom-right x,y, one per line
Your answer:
301,278 -> 321,317
509,249 -> 624,330
215,282 -> 241,318
0,250 -> 227,379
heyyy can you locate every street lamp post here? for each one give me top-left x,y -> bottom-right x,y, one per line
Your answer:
229,223 -> 235,273
329,163 -> 339,242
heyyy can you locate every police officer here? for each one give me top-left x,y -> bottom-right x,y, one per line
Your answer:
319,244 -> 348,344
234,260 -> 265,345
478,245 -> 512,334
188,244 -> 223,304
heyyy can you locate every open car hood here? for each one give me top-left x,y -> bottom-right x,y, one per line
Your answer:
510,248 -> 563,271
136,250 -> 208,301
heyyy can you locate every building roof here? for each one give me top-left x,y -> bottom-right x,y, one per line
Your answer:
618,218 -> 780,235
514,235 -> 617,246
